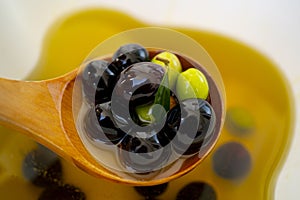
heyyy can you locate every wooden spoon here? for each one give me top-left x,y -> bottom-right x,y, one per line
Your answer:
0,69 -> 191,186
0,69 -> 135,184
0,52 -> 223,186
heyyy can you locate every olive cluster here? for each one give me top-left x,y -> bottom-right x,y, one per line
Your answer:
22,145 -> 86,200
81,44 -> 216,174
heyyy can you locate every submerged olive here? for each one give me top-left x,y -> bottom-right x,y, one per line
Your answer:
212,142 -> 252,179
225,107 -> 255,135
39,184 -> 86,200
171,98 -> 216,155
176,182 -> 217,200
22,147 -> 62,187
134,182 -> 169,199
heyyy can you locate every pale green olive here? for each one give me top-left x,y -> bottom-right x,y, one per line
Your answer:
151,51 -> 182,89
135,103 -> 154,124
176,68 -> 209,100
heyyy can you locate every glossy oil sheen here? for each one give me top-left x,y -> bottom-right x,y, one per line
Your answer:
0,8 -> 294,200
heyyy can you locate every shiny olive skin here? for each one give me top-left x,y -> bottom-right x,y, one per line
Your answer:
84,104 -> 126,145
135,103 -> 154,124
118,134 -> 172,173
117,104 -> 180,173
171,98 -> 216,155
176,68 -> 209,101
111,62 -> 167,130
81,60 -> 109,104
111,62 -> 180,172
112,43 -> 149,61
162,101 -> 181,145
151,51 -> 182,89
95,48 -> 149,104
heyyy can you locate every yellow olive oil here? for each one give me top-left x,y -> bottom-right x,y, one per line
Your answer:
0,8 -> 294,200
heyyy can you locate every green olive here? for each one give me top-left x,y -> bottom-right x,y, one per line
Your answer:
135,102 -> 167,125
151,51 -> 182,89
225,107 -> 255,135
176,68 -> 209,100
135,103 -> 154,124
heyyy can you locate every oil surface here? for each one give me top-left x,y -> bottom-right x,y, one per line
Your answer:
0,8 -> 294,200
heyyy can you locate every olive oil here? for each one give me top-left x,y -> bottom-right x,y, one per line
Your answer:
0,8 -> 294,200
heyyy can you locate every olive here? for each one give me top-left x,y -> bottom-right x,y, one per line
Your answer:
112,43 -> 149,61
135,102 -> 155,125
161,101 -> 181,145
81,60 -> 109,104
212,142 -> 252,179
95,45 -> 149,104
83,104 -> 126,145
176,182 -> 217,200
39,184 -> 86,200
134,94 -> 178,125
176,68 -> 209,101
22,146 -> 62,187
152,51 -> 182,89
118,134 -> 172,173
111,62 -> 167,131
134,182 -> 169,199
171,98 -> 216,155
225,107 -> 255,135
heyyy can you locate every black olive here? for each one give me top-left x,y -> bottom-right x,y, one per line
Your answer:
161,102 -> 181,145
81,60 -> 109,104
22,146 -> 62,187
134,182 -> 169,199
111,62 -> 166,131
114,62 -> 165,104
38,184 -> 86,200
83,103 -> 126,145
212,142 -> 252,179
118,134 -> 172,174
95,47 -> 149,105
112,43 -> 149,61
171,98 -> 216,156
176,182 -> 217,200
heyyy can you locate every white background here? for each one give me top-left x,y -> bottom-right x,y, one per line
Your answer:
0,0 -> 299,199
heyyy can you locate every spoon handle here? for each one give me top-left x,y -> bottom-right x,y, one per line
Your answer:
0,70 -> 77,157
